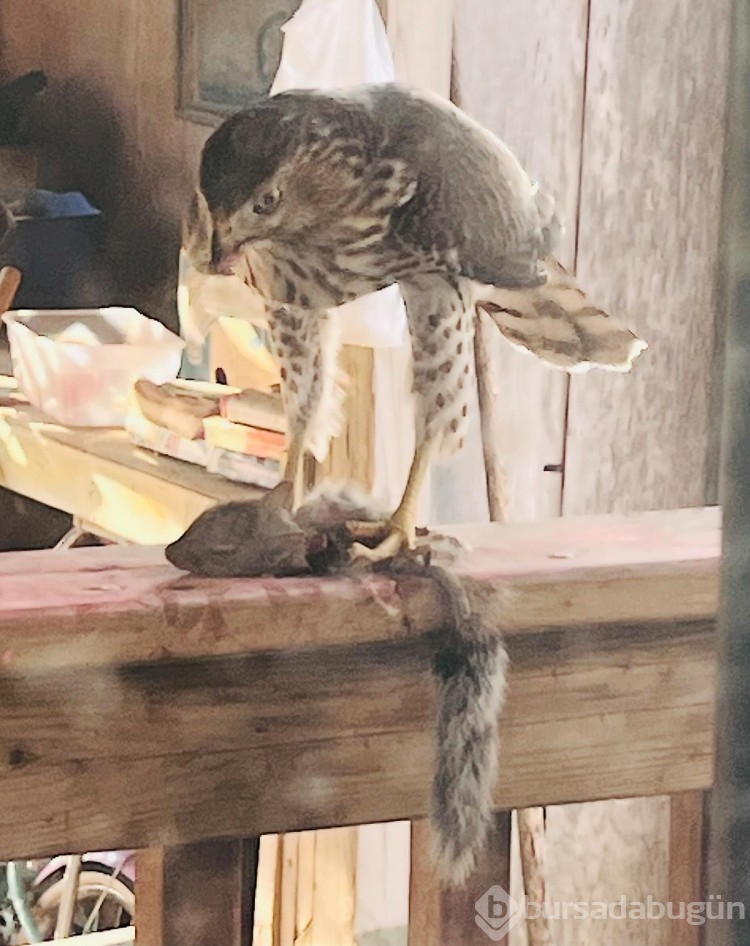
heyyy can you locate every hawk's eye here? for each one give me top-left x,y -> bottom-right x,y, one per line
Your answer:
253,190 -> 281,215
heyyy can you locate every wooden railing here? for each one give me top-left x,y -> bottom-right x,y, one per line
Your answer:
0,507 -> 720,943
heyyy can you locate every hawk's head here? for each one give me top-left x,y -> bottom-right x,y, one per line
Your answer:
184,89 -> 385,276
191,90 -> 361,273
185,99 -> 298,275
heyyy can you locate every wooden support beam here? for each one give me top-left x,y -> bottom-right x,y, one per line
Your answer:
0,508 -> 720,862
706,6 -> 750,944
409,814 -> 512,946
668,792 -> 707,946
135,839 -> 259,946
320,344 -> 375,489
0,507 -> 719,670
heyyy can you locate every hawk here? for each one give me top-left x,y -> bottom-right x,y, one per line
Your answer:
185,83 -> 646,558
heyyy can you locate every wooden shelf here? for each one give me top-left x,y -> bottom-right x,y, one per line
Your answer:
0,397 -> 261,544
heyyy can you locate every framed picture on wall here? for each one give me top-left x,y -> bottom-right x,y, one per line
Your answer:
177,0 -> 302,124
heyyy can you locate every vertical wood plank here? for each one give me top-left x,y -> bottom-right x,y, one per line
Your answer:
134,839 -> 259,946
409,814 -> 512,946
275,828 -> 358,946
133,848 -> 165,946
453,0 -> 589,523
554,5 -> 728,944
386,0 -> 453,96
320,345 -> 375,489
253,834 -> 281,946
541,797 -> 672,946
669,792 -> 707,946
295,831 -> 317,946
310,827 -> 358,946
563,0 -> 730,515
277,832 -> 301,946
407,820 -> 438,946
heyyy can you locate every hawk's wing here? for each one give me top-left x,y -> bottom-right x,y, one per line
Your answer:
367,86 -> 559,288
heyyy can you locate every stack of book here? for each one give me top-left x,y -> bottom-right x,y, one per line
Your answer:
125,379 -> 285,490
205,388 -> 286,488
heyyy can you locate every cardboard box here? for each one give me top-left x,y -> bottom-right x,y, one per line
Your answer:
209,316 -> 280,391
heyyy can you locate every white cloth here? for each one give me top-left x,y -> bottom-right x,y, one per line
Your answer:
271,0 -> 394,92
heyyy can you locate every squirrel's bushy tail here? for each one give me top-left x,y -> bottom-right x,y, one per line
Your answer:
428,566 -> 508,885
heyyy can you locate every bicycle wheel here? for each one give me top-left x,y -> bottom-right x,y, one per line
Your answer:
28,865 -> 134,941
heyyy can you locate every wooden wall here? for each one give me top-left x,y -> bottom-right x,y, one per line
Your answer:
454,0 -> 729,944
563,0 -> 729,515
0,0 -> 210,326
454,0 -> 586,523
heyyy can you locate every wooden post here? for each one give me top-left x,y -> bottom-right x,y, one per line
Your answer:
706,1 -> 750,941
517,809 -> 552,946
319,345 -> 375,487
475,295 -> 552,946
269,342 -> 375,943
668,792 -> 707,946
409,814 -> 512,946
135,839 -> 259,946
474,313 -> 509,522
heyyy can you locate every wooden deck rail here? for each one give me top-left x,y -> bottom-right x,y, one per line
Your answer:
0,506 -> 719,865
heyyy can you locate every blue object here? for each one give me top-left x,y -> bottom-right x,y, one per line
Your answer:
1,189 -> 104,308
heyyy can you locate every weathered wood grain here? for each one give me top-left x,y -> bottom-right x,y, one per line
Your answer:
0,613 -> 715,861
0,619 -> 715,762
540,795 -> 671,946
0,0 -> 204,320
134,838 -> 259,946
409,814 -> 512,946
557,5 -> 730,939
453,0 -> 589,522
563,0 -> 730,515
0,507 -> 720,672
386,0 -> 453,96
668,792 -> 707,946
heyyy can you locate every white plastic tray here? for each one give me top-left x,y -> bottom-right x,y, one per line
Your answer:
3,307 -> 185,427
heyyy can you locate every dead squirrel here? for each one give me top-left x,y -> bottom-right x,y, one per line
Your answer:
166,482 -> 508,884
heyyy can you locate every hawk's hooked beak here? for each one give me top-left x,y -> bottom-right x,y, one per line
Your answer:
182,189 -> 216,274
183,188 -> 235,275
210,229 -> 233,274
184,189 -> 258,285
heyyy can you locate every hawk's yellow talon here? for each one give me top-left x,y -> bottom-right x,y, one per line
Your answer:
350,529 -> 408,563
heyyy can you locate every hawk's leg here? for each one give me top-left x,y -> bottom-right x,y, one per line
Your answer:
352,275 -> 476,562
268,306 -> 344,507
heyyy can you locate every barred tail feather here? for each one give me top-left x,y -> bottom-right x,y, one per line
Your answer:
477,256 -> 647,373
428,567 -> 509,885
